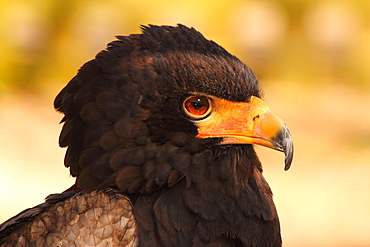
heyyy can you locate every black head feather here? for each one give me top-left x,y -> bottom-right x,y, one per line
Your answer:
54,24 -> 262,189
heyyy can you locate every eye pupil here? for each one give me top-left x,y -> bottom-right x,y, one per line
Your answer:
183,96 -> 211,119
193,99 -> 203,110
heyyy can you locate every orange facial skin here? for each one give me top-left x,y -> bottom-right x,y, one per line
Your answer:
186,95 -> 293,170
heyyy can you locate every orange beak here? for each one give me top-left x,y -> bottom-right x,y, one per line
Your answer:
195,96 -> 293,170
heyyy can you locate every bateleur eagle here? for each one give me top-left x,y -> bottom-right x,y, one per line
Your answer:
0,24 -> 293,247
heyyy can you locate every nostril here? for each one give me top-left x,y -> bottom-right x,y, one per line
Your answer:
253,115 -> 260,121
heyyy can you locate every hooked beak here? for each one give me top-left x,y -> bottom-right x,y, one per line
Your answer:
195,96 -> 294,170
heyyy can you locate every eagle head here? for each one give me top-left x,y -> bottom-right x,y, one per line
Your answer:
54,24 -> 293,194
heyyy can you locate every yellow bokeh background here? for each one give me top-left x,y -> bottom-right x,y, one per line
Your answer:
0,1 -> 369,246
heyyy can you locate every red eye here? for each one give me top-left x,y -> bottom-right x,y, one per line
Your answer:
183,96 -> 212,119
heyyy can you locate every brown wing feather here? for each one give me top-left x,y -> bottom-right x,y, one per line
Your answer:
0,190 -> 137,247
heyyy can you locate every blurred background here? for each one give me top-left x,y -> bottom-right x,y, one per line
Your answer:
0,0 -> 369,246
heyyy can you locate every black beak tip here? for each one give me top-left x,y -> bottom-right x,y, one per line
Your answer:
284,144 -> 294,171
276,125 -> 294,171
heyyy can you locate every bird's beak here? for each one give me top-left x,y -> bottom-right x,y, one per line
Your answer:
195,96 -> 293,170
